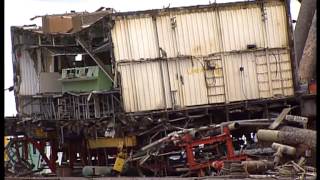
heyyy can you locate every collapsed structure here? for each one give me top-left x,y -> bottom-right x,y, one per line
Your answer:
5,0 -> 316,178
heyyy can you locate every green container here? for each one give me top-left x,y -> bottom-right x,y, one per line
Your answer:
60,66 -> 112,93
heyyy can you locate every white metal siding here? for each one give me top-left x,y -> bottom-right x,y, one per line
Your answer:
219,5 -> 266,51
268,49 -> 294,96
112,1 -> 288,60
112,17 -> 159,61
264,4 -> 288,48
18,50 -> 40,95
224,52 -> 260,102
255,51 -> 272,98
113,1 -> 294,112
118,61 -> 171,112
177,58 -> 208,107
156,11 -> 221,58
118,49 -> 293,112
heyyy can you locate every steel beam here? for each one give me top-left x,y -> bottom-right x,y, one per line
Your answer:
87,136 -> 136,149
76,37 -> 114,83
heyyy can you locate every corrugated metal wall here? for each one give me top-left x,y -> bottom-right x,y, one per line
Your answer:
112,17 -> 159,61
112,1 -> 294,112
17,49 -> 40,96
118,50 -> 294,112
118,61 -> 172,112
112,1 -> 288,61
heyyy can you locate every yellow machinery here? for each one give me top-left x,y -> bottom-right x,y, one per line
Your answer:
4,136 -> 9,161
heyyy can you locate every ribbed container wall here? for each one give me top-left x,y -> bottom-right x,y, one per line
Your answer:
156,10 -> 222,57
118,61 -> 172,112
269,49 -> 294,96
112,17 -> 159,62
264,3 -> 289,48
17,49 -> 40,96
112,1 -> 288,60
173,58 -> 208,107
218,5 -> 266,51
111,1 -> 294,112
224,52 -> 260,102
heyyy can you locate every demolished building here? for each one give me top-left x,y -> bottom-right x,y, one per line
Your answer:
5,0 -> 316,178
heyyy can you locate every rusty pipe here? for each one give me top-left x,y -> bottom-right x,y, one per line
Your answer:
82,166 -> 112,177
271,143 -> 296,166
256,128 -> 316,149
227,122 -> 240,130
241,160 -> 274,174
271,143 -> 296,155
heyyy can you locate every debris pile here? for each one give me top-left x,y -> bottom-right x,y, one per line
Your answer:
122,112 -> 316,178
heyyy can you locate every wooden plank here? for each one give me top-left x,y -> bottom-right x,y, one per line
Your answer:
268,107 -> 291,130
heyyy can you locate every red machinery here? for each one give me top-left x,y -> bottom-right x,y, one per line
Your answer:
179,127 -> 247,176
5,136 -> 57,174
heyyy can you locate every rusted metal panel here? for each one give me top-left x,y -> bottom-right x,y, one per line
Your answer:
16,49 -> 40,96
42,15 -> 74,33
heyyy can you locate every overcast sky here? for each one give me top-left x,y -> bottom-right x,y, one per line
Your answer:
4,0 -> 301,116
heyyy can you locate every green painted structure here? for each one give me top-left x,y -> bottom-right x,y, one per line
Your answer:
60,66 -> 113,93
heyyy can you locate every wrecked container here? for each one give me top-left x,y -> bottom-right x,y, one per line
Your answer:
60,66 -> 113,93
112,1 -> 295,112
